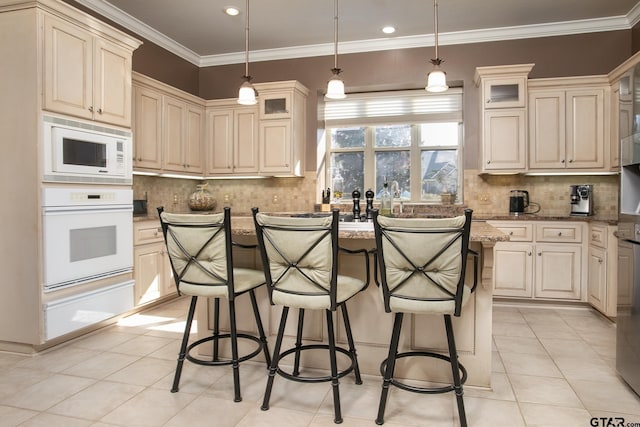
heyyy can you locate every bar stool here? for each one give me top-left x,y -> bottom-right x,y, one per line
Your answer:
372,209 -> 478,426
252,208 -> 370,424
157,207 -> 271,402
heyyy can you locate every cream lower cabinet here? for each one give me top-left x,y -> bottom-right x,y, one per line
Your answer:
133,220 -> 175,307
587,223 -> 617,316
43,13 -> 139,127
489,221 -> 584,301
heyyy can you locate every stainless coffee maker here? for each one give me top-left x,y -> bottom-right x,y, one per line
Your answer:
570,184 -> 593,216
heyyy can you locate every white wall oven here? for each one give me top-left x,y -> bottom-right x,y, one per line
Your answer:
42,115 -> 132,185
42,187 -> 133,291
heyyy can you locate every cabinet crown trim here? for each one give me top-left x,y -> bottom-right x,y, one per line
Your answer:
474,63 -> 535,85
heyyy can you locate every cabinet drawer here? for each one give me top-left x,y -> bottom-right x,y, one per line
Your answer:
589,224 -> 607,249
487,221 -> 533,241
134,221 -> 164,245
535,223 -> 582,243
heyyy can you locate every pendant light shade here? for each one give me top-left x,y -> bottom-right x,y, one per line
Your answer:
238,0 -> 257,105
325,0 -> 346,100
426,0 -> 448,93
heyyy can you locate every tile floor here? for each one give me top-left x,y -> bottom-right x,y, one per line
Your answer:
1,298 -> 640,426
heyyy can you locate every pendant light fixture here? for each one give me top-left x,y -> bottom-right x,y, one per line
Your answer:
325,0 -> 346,99
426,0 -> 448,93
237,0 -> 257,105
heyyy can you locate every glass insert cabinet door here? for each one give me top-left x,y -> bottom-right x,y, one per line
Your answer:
482,76 -> 527,109
260,93 -> 292,119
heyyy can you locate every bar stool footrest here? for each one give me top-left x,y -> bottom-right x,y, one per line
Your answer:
185,333 -> 265,366
380,350 -> 467,394
276,344 -> 356,383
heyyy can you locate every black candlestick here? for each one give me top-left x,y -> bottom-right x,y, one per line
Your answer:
365,188 -> 374,221
352,189 -> 361,222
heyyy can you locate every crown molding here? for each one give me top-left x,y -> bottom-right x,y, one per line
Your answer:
74,0 -> 634,68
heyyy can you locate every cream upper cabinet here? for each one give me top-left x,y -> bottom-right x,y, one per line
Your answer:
255,81 -> 309,176
133,73 -> 205,176
43,13 -> 137,127
206,104 -> 259,175
528,77 -> 609,171
475,64 -> 534,173
615,74 -> 633,170
132,85 -> 162,170
482,110 -> 527,171
162,96 -> 204,175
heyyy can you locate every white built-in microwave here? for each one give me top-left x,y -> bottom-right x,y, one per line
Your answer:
42,115 -> 132,184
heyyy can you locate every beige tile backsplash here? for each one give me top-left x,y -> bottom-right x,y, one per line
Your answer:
463,169 -> 619,219
133,172 -> 318,217
134,169 -> 619,219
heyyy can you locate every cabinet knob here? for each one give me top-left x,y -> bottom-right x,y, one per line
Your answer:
88,106 -> 94,112
487,160 -> 491,164
537,252 -> 541,256
561,159 -> 565,163
569,159 -> 573,163
97,108 -> 103,114
598,258 -> 603,264
528,251 -> 532,256
558,231 -> 562,236
509,231 -> 514,235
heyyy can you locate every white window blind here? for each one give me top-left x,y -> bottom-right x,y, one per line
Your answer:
324,88 -> 463,126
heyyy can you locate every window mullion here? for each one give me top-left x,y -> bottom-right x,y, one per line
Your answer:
364,127 -> 375,193
410,125 -> 421,203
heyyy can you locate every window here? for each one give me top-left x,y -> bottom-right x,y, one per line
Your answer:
324,89 -> 463,203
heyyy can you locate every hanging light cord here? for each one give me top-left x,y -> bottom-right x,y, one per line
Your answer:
244,0 -> 250,79
332,0 -> 340,74
432,0 -> 442,65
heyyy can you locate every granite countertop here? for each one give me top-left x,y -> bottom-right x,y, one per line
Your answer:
229,216 -> 509,243
472,213 -> 617,225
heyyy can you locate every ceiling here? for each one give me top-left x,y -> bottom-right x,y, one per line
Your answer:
75,0 -> 640,67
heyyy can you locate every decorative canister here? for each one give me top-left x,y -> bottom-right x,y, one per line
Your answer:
188,183 -> 216,211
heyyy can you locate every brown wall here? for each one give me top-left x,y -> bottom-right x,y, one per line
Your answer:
198,31 -> 632,171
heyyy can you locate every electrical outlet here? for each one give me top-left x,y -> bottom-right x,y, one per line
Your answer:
478,193 -> 490,205
272,194 -> 279,204
223,193 -> 231,203
173,194 -> 178,205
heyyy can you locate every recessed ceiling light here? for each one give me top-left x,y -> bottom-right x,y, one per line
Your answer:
382,26 -> 396,34
224,6 -> 240,16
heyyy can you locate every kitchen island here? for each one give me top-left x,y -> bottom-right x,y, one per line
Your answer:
194,217 -> 507,389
